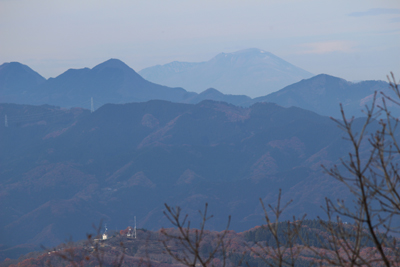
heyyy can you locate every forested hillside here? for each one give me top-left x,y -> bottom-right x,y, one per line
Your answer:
0,100 -> 382,260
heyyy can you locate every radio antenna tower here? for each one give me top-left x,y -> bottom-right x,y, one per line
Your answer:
134,216 -> 137,239
91,97 -> 94,113
102,224 -> 108,240
5,115 -> 8,127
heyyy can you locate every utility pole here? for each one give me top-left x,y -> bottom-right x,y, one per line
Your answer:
91,97 -> 94,113
5,115 -> 8,127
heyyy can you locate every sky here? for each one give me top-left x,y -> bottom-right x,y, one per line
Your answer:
0,0 -> 399,84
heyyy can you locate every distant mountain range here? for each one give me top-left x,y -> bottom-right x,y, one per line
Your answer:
0,59 -> 196,108
247,74 -> 396,118
0,56 -> 394,119
0,100 -> 386,259
139,48 -> 314,97
0,59 -> 253,109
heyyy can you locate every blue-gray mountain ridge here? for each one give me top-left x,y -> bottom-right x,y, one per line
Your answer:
0,55 -> 394,119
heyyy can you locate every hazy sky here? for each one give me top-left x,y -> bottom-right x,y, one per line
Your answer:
1,0 -> 399,83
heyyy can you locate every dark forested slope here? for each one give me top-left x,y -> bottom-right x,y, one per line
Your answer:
0,100 -> 376,260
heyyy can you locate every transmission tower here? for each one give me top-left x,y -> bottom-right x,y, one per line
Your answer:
91,97 -> 94,113
134,216 -> 137,239
5,115 -> 8,127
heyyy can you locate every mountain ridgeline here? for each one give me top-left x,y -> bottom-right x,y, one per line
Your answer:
249,74 -> 396,118
0,62 -> 46,104
0,50 -> 393,119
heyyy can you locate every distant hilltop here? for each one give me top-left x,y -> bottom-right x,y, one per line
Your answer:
139,48 -> 314,97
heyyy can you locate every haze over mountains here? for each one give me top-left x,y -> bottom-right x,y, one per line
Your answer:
0,51 -> 394,119
139,48 -> 314,97
0,49 -> 398,260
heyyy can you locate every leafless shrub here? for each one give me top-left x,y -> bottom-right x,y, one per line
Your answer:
160,203 -> 231,267
311,73 -> 400,266
252,189 -> 308,267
